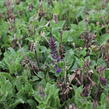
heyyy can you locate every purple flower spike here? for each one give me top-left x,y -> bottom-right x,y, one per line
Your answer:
49,36 -> 59,60
100,77 -> 107,85
56,68 -> 62,73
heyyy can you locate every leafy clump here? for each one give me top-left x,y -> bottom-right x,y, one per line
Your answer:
0,0 -> 109,109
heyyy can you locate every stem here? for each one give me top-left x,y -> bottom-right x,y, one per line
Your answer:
64,60 -> 67,83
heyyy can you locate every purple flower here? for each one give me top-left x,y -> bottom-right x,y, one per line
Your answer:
49,36 -> 59,60
49,34 -> 62,73
100,77 -> 107,85
56,68 -> 62,73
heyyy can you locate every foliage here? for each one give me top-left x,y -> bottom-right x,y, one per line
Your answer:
0,0 -> 109,109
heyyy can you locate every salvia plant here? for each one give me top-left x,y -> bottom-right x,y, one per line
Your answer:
0,0 -> 109,109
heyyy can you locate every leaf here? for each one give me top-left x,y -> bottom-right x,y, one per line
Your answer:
37,72 -> 44,79
98,34 -> 109,45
